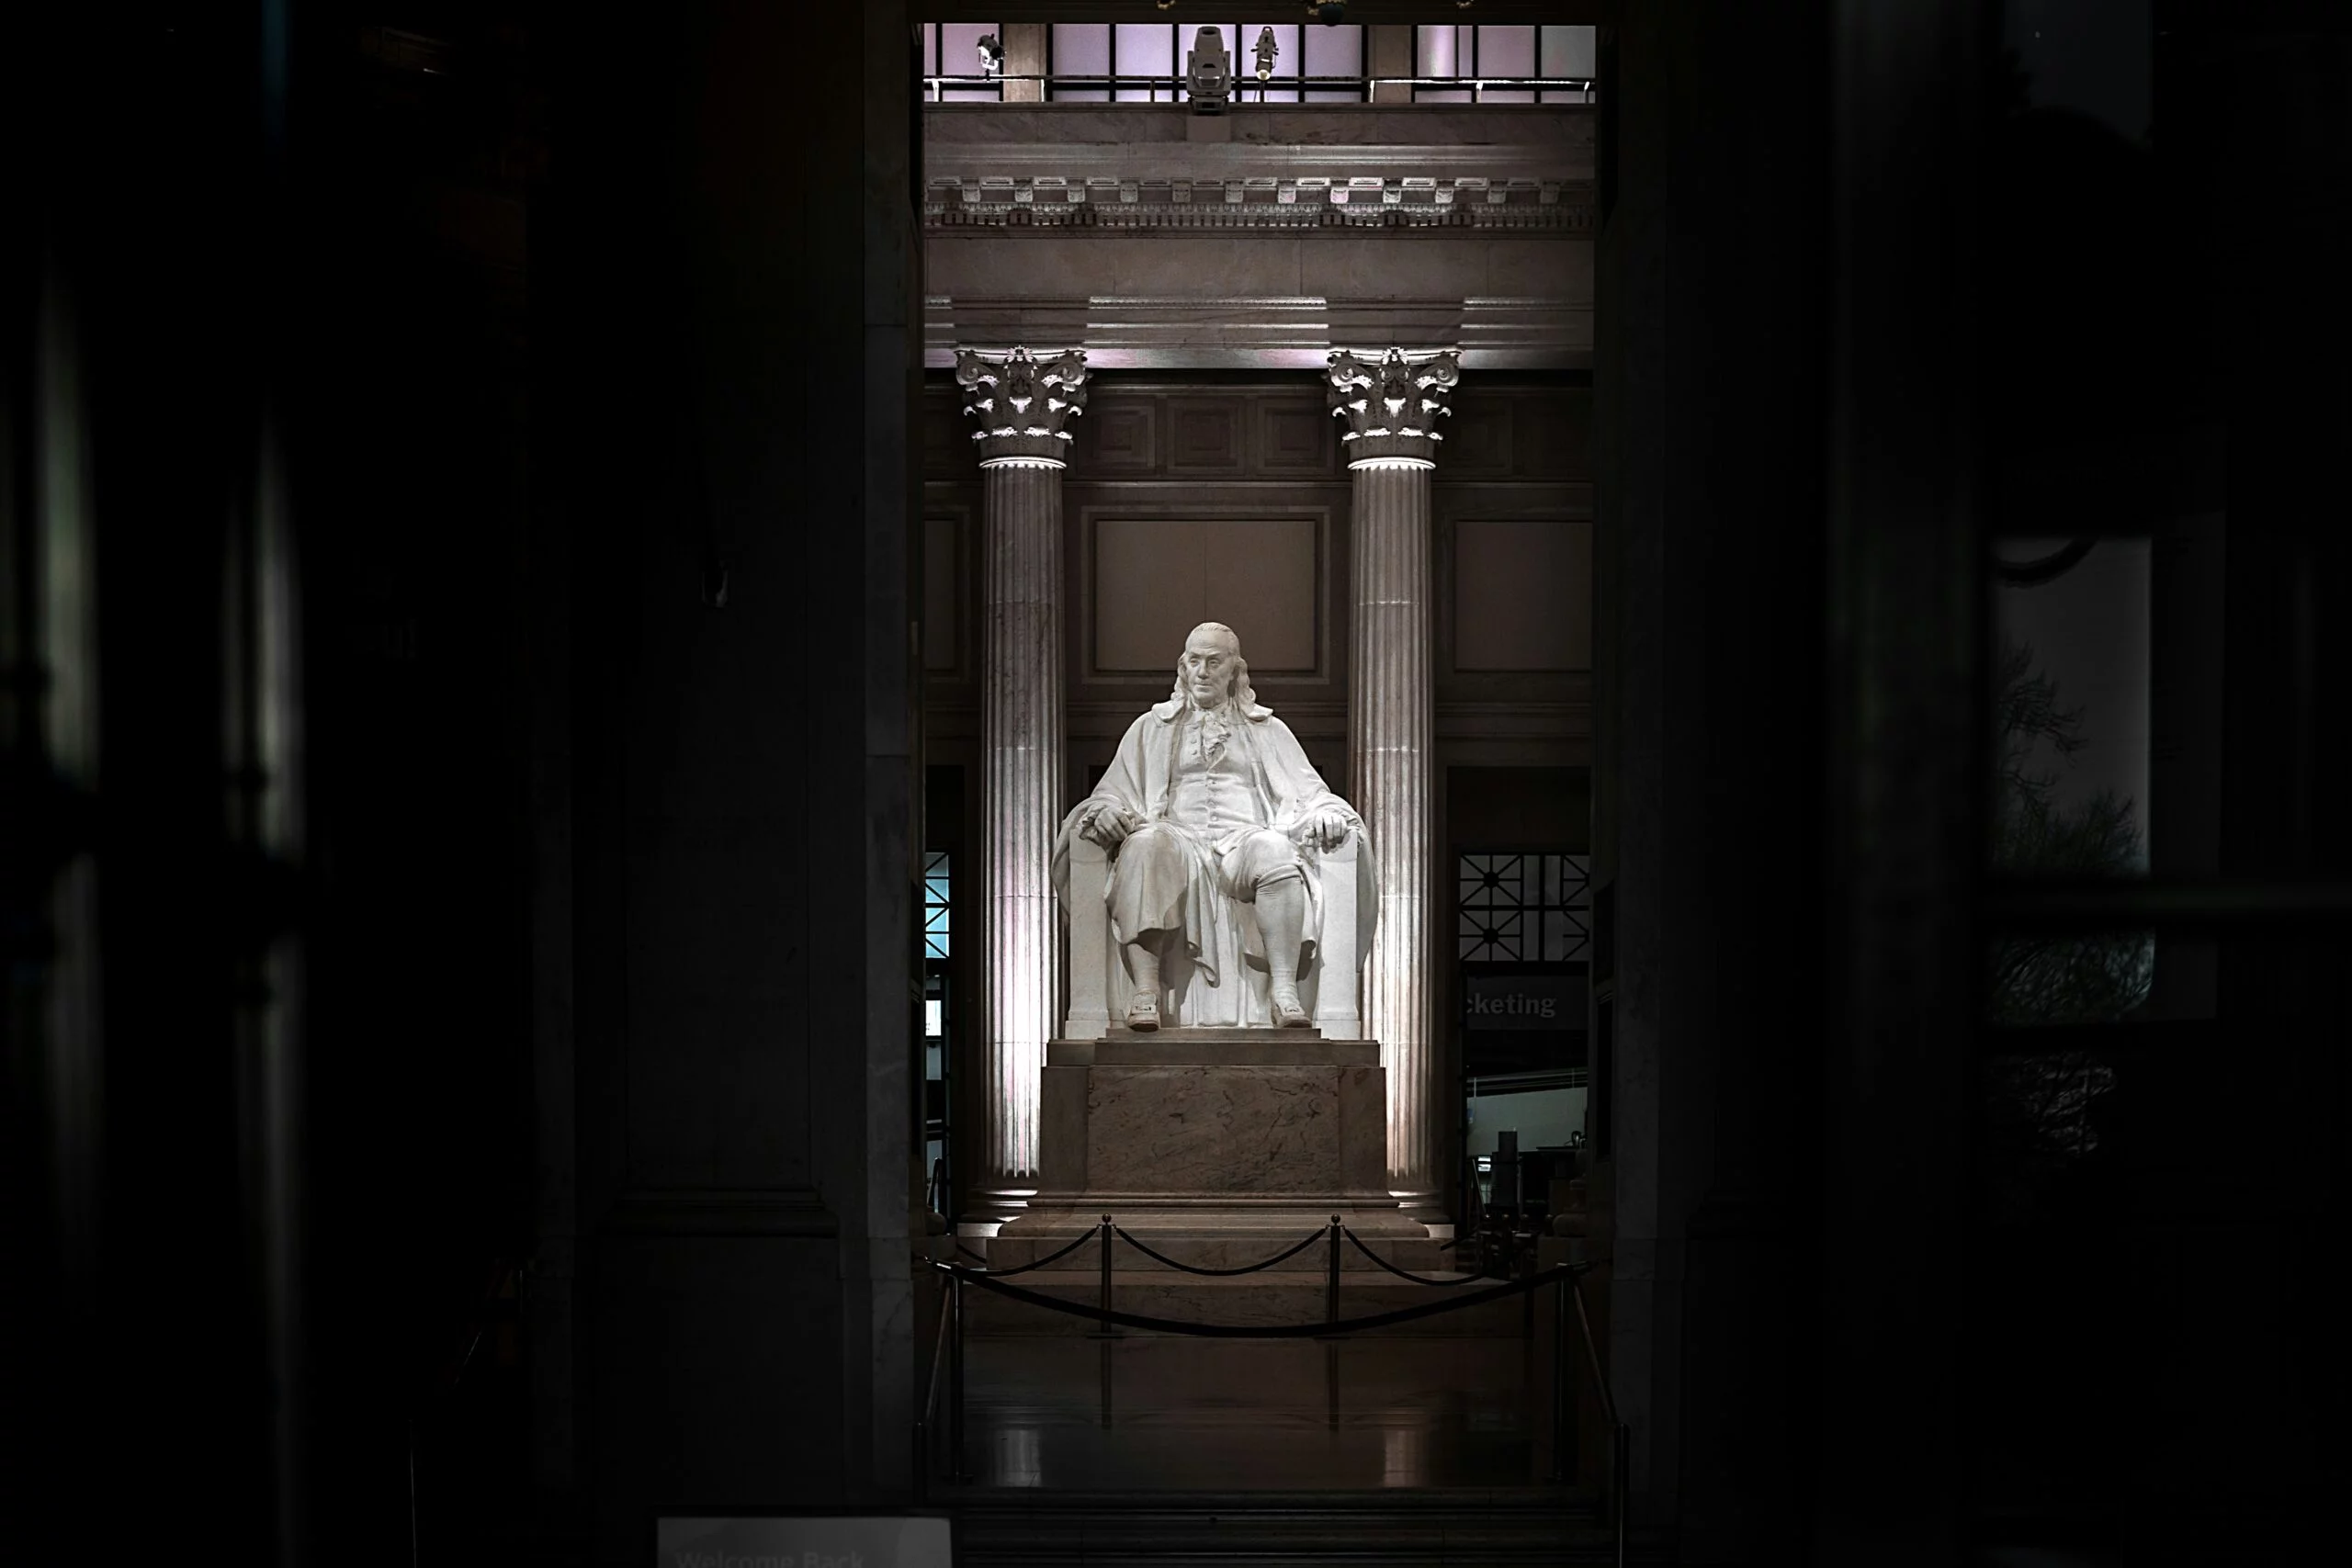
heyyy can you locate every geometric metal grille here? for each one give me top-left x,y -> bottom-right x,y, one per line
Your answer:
1457,852 -> 1591,963
922,850 -> 952,960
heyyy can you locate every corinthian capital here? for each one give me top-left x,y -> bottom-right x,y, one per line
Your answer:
1326,347 -> 1461,468
955,346 -> 1091,468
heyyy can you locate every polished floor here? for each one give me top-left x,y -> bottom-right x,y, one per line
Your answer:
945,1335 -> 1570,1493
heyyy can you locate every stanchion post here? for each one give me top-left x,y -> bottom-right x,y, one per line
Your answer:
1566,1269 -> 1624,1561
1324,1214 -> 1341,1327
1549,1274 -> 1570,1486
1097,1213 -> 1116,1337
1613,1422 -> 1630,1567
948,1269 -> 968,1484
1325,1339 -> 1340,1433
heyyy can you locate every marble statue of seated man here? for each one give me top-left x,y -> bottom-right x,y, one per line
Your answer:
1051,622 -> 1377,1031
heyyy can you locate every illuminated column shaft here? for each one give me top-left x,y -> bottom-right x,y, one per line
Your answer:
1351,458 -> 1439,1213
978,457 -> 1061,1207
956,347 -> 1087,1230
1330,347 -> 1459,1226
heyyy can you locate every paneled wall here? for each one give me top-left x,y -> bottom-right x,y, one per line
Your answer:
922,371 -> 1592,798
1430,386 -> 1595,771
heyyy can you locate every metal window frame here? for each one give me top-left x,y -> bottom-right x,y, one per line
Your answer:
919,20 -> 1590,107
922,848 -> 952,959
922,19 -> 1004,103
1034,23 -> 1379,105
1410,23 -> 1595,106
1457,850 -> 1593,965
922,849 -> 955,1216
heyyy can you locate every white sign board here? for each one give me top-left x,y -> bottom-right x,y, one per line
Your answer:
656,1516 -> 953,1568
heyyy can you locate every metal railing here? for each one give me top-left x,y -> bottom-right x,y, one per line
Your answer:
922,73 -> 1598,105
916,1215 -> 1628,1565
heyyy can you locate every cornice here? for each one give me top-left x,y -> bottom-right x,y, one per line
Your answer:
926,174 -> 1594,233
923,130 -> 1590,182
923,295 -> 1593,371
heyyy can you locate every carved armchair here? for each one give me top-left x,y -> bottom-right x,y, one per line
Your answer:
1059,830 -> 1365,1039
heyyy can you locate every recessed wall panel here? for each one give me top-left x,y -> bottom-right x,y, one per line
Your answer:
1453,518 -> 1592,671
1260,402 -> 1338,475
1515,392 -> 1590,477
922,513 -> 959,671
1442,402 -> 1513,476
1087,402 -> 1157,472
922,398 -> 967,478
1167,403 -> 1245,474
1094,517 -> 1319,673
1204,519 -> 1317,671
1095,521 -> 1210,672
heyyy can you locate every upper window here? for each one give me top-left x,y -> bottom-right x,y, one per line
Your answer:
1415,25 -> 1596,104
918,23 -> 1597,106
922,21 -> 1003,103
1046,21 -> 1364,104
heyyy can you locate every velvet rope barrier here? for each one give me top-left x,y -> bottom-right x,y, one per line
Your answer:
922,1257 -> 1587,1338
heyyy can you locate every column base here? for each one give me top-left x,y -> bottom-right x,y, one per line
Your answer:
1392,1189 -> 1451,1240
959,1189 -> 1035,1237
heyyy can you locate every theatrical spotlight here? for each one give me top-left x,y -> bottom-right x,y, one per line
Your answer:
1185,26 -> 1231,114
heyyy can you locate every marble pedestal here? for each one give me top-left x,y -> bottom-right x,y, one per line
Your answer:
1028,1031 -> 1393,1207
979,1032 -> 1487,1335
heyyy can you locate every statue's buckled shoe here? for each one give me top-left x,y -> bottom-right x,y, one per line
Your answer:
1125,993 -> 1160,1032
1271,987 -> 1310,1028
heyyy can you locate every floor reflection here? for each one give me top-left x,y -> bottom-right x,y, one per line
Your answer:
958,1336 -> 1557,1492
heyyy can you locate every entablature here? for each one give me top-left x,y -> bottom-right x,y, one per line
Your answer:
922,104 -> 1595,369
927,174 -> 1591,233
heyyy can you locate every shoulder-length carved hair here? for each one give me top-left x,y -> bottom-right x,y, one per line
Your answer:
1166,622 -> 1271,719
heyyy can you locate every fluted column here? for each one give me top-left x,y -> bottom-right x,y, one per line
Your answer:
956,346 -> 1088,1233
1331,347 -> 1459,1231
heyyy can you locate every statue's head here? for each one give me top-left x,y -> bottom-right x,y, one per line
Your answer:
1172,621 -> 1256,711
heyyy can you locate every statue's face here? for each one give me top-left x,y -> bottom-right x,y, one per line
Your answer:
1180,630 -> 1239,707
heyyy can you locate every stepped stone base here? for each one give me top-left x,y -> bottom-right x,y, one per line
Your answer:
975,1032 -> 1495,1336
1052,1032 -> 1375,1066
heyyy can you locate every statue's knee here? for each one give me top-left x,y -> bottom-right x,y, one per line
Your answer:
1244,828 -> 1294,860
1246,833 -> 1306,897
1122,824 -> 1182,868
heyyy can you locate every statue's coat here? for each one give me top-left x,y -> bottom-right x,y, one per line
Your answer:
1053,696 -> 1378,1024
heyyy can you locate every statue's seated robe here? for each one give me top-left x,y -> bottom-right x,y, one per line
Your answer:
1051,695 -> 1376,1033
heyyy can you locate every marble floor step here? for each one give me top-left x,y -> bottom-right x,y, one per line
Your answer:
944,1491 -> 1650,1566
944,1337 -> 1583,1493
